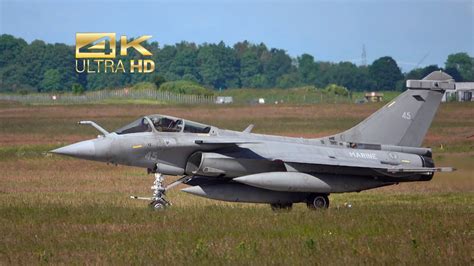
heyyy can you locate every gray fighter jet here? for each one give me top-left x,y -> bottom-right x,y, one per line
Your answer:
51,71 -> 455,210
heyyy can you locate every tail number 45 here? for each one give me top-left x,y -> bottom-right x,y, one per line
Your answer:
402,111 -> 412,120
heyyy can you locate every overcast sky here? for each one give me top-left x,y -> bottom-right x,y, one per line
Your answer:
1,0 -> 473,71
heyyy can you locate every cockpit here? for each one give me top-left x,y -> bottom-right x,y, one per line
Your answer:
115,115 -> 212,135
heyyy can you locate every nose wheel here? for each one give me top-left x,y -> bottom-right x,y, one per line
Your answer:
149,198 -> 168,210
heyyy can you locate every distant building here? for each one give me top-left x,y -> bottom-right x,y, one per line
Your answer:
215,96 -> 233,104
364,92 -> 384,102
442,82 -> 474,102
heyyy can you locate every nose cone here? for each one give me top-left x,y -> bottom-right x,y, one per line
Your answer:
50,140 -> 96,160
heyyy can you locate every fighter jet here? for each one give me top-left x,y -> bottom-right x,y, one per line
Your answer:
51,71 -> 455,210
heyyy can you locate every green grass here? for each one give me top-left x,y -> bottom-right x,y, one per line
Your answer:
1,192 -> 472,264
0,144 -> 59,161
0,151 -> 472,265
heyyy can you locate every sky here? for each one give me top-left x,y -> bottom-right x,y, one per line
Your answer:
0,0 -> 473,72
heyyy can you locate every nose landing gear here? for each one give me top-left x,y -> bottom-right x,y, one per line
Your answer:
130,169 -> 191,210
130,172 -> 170,210
149,173 -> 170,209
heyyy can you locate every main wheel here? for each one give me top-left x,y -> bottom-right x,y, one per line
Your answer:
270,203 -> 293,212
307,194 -> 329,209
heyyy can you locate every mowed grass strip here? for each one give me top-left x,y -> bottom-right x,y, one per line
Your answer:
0,198 -> 472,265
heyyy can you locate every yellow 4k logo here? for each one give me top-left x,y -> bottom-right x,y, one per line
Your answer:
75,33 -> 155,73
75,33 -> 152,58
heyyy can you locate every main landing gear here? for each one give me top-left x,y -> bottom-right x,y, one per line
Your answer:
131,169 -> 190,210
306,194 -> 330,209
270,194 -> 330,212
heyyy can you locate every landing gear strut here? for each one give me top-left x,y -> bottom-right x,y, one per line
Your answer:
307,194 -> 330,209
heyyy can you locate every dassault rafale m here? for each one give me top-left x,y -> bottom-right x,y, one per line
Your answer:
51,71 -> 455,210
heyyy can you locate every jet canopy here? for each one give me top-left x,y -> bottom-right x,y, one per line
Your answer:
115,114 -> 212,135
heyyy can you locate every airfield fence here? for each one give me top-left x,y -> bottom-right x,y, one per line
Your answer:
0,88 -> 216,105
0,88 -> 359,105
228,93 -> 354,105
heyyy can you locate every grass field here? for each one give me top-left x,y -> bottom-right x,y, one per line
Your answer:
0,101 -> 473,264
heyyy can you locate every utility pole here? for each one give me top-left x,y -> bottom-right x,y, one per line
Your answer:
361,44 -> 367,67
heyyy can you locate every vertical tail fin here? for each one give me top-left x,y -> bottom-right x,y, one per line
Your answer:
333,71 -> 455,147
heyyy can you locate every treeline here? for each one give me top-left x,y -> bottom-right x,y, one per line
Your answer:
0,34 -> 473,93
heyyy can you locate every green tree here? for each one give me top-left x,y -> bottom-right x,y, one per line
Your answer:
324,84 -> 349,96
0,64 -> 29,92
20,40 -> 48,88
406,65 -> 441,80
405,68 -> 423,80
40,69 -> 62,92
298,54 -> 318,85
182,73 -> 199,83
316,62 -> 374,91
72,83 -> 85,95
154,45 -> 177,76
240,50 -> 262,87
369,56 -> 403,90
262,48 -> 292,87
276,72 -> 300,88
168,42 -> 200,81
420,65 -> 441,77
233,40 -> 251,57
0,34 -> 27,68
2,34 -> 472,93
198,42 -> 240,89
445,52 -> 474,81
444,67 -> 463,81
151,75 -> 166,88
247,74 -> 269,88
